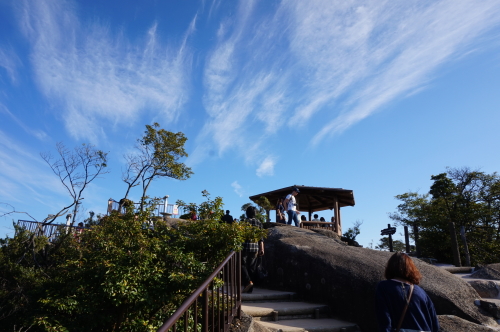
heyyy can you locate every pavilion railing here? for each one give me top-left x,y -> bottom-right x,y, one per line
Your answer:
300,221 -> 336,231
157,251 -> 242,332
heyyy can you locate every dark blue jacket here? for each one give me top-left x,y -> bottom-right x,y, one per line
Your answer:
376,280 -> 439,332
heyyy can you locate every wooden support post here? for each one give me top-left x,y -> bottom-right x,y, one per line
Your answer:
404,226 -> 410,253
333,196 -> 340,236
460,226 -> 471,267
449,221 -> 461,267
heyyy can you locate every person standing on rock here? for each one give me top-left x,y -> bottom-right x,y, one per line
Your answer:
284,187 -> 300,227
241,206 -> 264,293
276,197 -> 286,224
376,252 -> 439,332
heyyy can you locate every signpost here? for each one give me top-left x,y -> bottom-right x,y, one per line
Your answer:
380,224 -> 396,252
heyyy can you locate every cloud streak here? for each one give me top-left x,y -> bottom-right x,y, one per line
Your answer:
197,0 -> 500,167
17,0 -> 193,143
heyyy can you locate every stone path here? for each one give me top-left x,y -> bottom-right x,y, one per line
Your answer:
241,288 -> 360,332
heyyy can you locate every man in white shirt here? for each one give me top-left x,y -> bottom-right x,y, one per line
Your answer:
312,214 -> 319,221
284,187 -> 300,227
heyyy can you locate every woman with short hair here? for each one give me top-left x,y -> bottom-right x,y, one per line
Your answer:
376,252 -> 439,332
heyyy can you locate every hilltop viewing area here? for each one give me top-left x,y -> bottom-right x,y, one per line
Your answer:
250,185 -> 355,235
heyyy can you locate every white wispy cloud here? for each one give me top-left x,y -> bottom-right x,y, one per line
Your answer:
17,0 -> 193,143
196,0 -> 500,164
231,181 -> 244,197
0,46 -> 20,84
0,103 -> 48,140
0,130 -> 67,212
256,156 -> 276,177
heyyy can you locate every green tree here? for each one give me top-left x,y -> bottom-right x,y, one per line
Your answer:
342,220 -> 363,246
390,167 -> 500,265
122,123 -> 193,209
375,237 -> 407,252
255,196 -> 273,222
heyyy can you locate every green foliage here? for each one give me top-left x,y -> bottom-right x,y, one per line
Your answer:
122,123 -> 193,208
390,167 -> 500,265
375,237 -> 408,252
343,220 -> 363,242
0,199 -> 266,331
176,190 -> 224,220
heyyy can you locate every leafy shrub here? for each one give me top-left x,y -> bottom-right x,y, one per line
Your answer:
0,203 -> 266,331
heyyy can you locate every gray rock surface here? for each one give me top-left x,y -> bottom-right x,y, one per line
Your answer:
469,280 -> 500,299
480,300 -> 500,320
472,264 -> 500,281
260,226 -> 497,332
438,315 -> 497,331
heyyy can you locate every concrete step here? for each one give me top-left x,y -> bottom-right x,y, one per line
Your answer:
242,288 -> 297,302
255,318 -> 359,332
242,301 -> 330,321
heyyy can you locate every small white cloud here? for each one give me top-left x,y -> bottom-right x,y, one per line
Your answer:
231,181 -> 244,197
256,156 -> 276,177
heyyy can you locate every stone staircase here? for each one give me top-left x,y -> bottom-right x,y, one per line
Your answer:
241,288 -> 360,332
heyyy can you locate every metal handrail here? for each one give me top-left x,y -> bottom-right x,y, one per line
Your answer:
157,251 -> 242,332
107,199 -> 179,218
16,220 -> 84,241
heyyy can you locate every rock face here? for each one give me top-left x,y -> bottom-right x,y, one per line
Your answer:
472,264 -> 500,281
438,315 -> 497,331
260,225 -> 496,332
469,280 -> 500,299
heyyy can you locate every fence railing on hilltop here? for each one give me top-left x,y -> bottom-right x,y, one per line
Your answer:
107,198 -> 179,218
157,251 -> 242,332
15,220 -> 84,241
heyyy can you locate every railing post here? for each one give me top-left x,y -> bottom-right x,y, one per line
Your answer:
237,251 -> 241,319
202,288 -> 209,332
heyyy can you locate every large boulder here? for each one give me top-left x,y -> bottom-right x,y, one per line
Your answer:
469,280 -> 500,299
472,264 -> 500,281
261,225 -> 497,332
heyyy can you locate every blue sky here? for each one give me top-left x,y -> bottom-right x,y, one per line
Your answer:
1,0 -> 500,248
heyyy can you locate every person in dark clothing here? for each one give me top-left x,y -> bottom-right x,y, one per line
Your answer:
241,206 -> 264,293
221,210 -> 234,224
276,197 -> 286,224
376,252 -> 439,332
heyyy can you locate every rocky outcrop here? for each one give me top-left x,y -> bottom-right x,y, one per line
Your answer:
260,225 -> 497,332
438,315 -> 497,331
472,264 -> 500,281
469,280 -> 500,299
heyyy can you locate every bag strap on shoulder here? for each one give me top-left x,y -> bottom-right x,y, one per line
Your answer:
395,284 -> 414,332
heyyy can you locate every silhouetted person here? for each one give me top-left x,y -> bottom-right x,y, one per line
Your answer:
221,210 -> 234,224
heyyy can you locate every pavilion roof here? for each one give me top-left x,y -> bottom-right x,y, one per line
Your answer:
249,185 -> 355,212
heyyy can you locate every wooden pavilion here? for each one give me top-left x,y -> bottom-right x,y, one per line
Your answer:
249,185 -> 355,236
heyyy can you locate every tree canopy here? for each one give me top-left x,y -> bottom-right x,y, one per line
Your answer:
390,167 -> 500,265
122,123 -> 193,209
